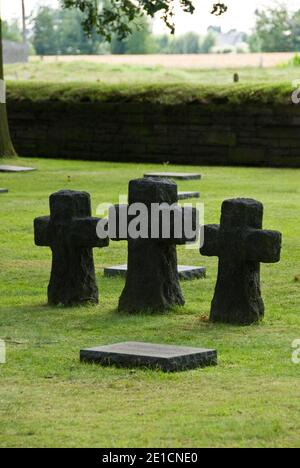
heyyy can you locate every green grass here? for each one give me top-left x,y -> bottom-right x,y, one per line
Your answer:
0,157 -> 300,448
5,61 -> 298,106
6,80 -> 294,107
3,60 -> 298,86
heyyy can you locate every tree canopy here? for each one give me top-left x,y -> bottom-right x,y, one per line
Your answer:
61,1 -> 228,40
2,20 -> 23,43
33,7 -> 103,55
249,5 -> 300,52
31,6 -> 216,55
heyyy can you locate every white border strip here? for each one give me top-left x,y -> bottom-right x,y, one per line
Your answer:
0,339 -> 6,364
0,79 -> 6,103
1,3 -> 6,104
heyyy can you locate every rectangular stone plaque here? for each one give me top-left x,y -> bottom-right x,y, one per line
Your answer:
0,188 -> 8,194
0,165 -> 36,173
104,264 -> 206,280
80,341 -> 217,372
144,172 -> 201,181
178,191 -> 200,200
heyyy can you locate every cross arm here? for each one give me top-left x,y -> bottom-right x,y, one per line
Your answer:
72,217 -> 109,248
34,216 -> 51,246
170,206 -> 199,245
200,224 -> 220,257
246,229 -> 282,263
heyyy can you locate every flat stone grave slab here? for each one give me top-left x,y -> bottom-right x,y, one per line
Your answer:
0,188 -> 8,193
144,172 -> 201,181
80,341 -> 217,372
178,191 -> 200,200
104,264 -> 206,280
0,165 -> 36,173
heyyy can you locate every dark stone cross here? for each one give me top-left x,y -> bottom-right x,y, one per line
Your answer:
200,198 -> 282,325
110,178 -> 198,313
34,190 -> 109,306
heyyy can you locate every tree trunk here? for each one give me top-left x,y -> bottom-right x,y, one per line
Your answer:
22,0 -> 27,45
0,14 -> 17,158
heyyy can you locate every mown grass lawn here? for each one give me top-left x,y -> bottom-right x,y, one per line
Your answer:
4,60 -> 298,86
0,157 -> 299,448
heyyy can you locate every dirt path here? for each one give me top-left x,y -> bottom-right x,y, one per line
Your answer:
31,53 -> 297,68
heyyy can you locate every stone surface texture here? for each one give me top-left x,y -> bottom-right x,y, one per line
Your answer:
8,100 -> 300,167
111,178 -> 198,313
80,342 -> 217,372
200,198 -> 282,325
34,190 -> 109,306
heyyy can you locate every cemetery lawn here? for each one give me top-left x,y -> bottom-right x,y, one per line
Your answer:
0,157 -> 299,448
4,60 -> 300,86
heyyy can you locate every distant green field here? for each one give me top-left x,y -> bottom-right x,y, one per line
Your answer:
4,60 -> 299,86
0,157 -> 299,448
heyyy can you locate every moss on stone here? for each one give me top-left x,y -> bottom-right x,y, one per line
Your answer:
6,81 -> 293,108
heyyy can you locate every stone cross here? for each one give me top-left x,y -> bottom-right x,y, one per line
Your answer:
34,190 -> 109,306
200,198 -> 282,325
110,178 -> 198,313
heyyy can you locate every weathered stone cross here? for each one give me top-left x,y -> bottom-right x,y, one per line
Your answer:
34,190 -> 109,306
110,178 -> 198,313
200,198 -> 282,325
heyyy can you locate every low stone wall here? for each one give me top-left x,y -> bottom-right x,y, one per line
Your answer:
3,41 -> 28,64
7,99 -> 300,167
